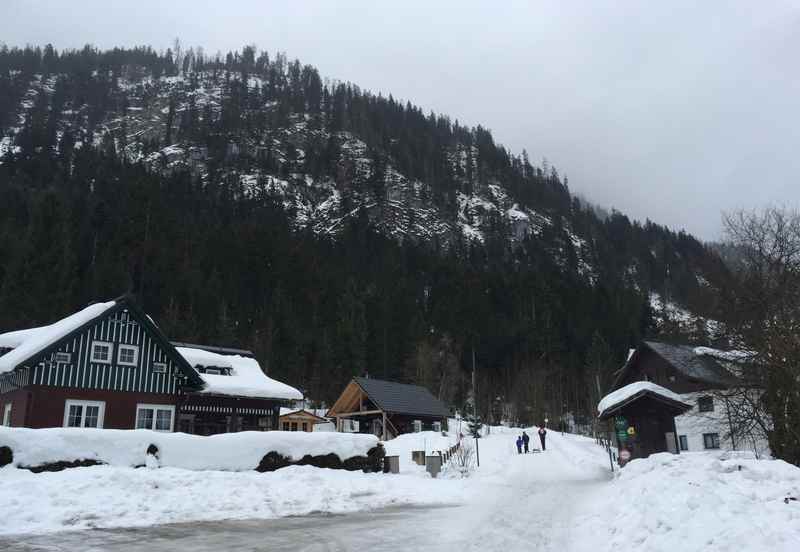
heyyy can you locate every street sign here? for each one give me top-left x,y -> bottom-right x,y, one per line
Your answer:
627,426 -> 636,436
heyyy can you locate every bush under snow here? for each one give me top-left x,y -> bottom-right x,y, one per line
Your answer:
0,427 -> 378,471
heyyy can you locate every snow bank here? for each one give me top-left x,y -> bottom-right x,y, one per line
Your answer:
0,302 -> 116,373
384,431 -> 458,472
598,381 -> 691,417
177,346 -> 302,400
0,427 -> 377,470
577,452 -> 800,552
0,463 -> 470,536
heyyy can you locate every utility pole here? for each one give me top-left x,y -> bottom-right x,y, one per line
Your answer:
472,343 -> 476,417
472,342 -> 480,467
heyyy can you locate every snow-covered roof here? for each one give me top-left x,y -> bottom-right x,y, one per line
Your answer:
597,381 -> 692,418
693,346 -> 754,363
620,341 -> 742,388
176,347 -> 302,400
0,302 -> 117,374
279,407 -> 328,420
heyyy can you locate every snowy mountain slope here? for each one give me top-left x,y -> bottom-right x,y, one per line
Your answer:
0,45 -> 734,332
649,292 -> 722,337
0,69 -> 592,270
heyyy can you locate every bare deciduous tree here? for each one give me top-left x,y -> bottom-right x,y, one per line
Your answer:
720,207 -> 800,464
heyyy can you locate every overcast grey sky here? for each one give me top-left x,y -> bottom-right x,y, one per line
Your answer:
4,1 -> 799,240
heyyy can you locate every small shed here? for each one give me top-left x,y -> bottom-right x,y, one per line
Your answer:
327,377 -> 449,440
598,382 -> 692,465
278,408 -> 329,432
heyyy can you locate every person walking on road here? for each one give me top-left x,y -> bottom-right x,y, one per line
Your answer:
538,425 -> 547,451
516,435 -> 523,454
522,431 -> 530,453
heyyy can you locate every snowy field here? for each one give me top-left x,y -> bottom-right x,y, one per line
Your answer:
2,423 -> 799,551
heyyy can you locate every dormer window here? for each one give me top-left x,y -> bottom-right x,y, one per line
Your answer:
197,365 -> 229,375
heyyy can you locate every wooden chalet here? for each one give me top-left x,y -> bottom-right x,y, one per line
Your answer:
278,408 -> 329,432
614,341 -> 741,393
0,296 -> 302,433
610,341 -> 769,453
327,377 -> 450,440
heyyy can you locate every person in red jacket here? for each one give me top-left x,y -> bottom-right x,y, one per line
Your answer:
538,425 -> 547,451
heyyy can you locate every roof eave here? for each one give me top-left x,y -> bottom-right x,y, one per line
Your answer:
598,389 -> 692,420
8,297 -> 128,372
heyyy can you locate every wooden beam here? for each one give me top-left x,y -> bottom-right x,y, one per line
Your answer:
328,381 -> 363,416
334,409 -> 383,417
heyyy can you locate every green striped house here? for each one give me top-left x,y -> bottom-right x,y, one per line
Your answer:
0,295 -> 302,433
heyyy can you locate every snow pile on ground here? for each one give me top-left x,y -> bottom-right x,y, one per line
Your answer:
384,430 -> 458,472
576,452 -> 800,552
177,346 -> 302,400
4,422 -> 798,550
0,425 -> 474,536
0,463 -> 470,536
0,427 -> 377,470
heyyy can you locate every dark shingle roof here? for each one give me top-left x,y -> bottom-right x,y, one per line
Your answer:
644,341 -> 740,387
354,377 -> 450,418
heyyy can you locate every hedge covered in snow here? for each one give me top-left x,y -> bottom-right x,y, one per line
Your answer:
0,427 -> 380,472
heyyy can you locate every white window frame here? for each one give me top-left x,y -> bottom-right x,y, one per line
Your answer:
54,352 -> 72,364
63,399 -> 106,428
135,403 -> 175,432
117,344 -> 139,367
152,362 -> 167,374
203,367 -> 222,375
90,341 -> 114,364
2,403 -> 11,426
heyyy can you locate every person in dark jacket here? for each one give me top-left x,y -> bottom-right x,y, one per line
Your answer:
516,436 -> 523,454
538,426 -> 547,451
522,431 -> 530,453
